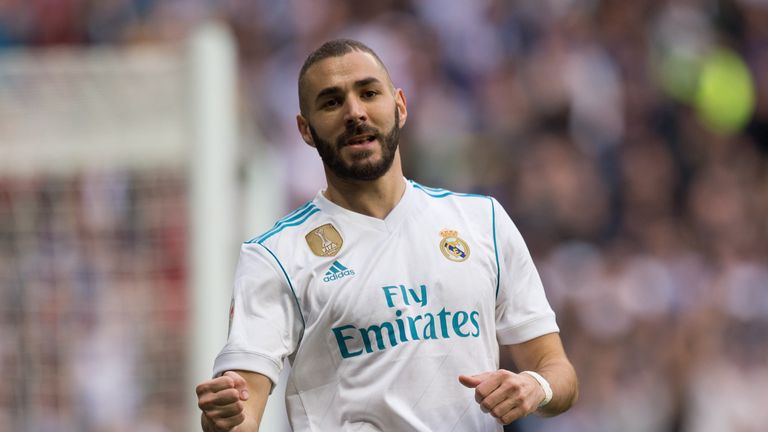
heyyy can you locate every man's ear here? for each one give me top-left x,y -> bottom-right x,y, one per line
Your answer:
395,88 -> 408,127
296,114 -> 315,147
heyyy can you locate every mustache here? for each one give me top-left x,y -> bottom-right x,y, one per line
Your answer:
336,123 -> 381,147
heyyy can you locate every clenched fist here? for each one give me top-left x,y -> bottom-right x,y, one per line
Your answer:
196,371 -> 250,431
459,370 -> 545,425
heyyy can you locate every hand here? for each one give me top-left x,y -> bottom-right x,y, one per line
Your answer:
196,371 -> 250,431
458,370 -> 544,425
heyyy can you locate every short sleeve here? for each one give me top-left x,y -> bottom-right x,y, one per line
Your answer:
492,198 -> 559,345
212,243 -> 303,388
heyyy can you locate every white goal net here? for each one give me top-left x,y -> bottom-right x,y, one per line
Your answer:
0,23 -> 250,432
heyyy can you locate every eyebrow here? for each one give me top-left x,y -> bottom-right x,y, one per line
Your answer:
314,77 -> 383,103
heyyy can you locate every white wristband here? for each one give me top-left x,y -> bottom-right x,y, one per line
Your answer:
520,370 -> 553,407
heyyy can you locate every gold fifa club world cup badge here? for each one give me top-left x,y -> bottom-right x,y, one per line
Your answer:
439,229 -> 470,262
306,223 -> 343,257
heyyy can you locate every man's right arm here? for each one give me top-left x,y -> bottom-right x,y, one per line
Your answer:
197,370 -> 272,432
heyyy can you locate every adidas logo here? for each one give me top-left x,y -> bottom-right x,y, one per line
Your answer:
323,260 -> 356,282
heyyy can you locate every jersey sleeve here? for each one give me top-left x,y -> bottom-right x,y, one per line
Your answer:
492,198 -> 559,345
212,242 -> 303,388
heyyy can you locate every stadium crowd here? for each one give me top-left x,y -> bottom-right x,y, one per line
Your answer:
1,0 -> 767,431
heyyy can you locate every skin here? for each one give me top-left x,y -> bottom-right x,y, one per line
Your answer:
195,50 -> 578,431
196,370 -> 269,432
459,333 -> 579,424
296,50 -> 409,220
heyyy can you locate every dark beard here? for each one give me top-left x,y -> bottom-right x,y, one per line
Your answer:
309,107 -> 400,181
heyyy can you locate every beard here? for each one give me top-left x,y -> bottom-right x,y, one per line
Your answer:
309,107 -> 400,181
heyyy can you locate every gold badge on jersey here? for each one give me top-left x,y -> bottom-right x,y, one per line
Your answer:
306,223 -> 343,257
439,229 -> 470,262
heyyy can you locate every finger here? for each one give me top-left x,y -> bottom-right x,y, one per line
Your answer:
224,371 -> 250,400
211,388 -> 242,406
458,375 -> 481,388
473,372 -> 505,403
489,397 -> 518,421
479,378 -> 523,413
208,400 -> 245,419
198,375 -> 237,396
207,411 -> 246,431
198,388 -> 240,412
458,371 -> 495,388
499,405 -> 528,425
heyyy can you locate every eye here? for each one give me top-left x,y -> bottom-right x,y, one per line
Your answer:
362,90 -> 379,99
322,98 -> 340,109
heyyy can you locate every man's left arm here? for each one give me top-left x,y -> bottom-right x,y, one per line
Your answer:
459,333 -> 578,424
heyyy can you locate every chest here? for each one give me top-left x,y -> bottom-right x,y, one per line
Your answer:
296,216 -> 498,330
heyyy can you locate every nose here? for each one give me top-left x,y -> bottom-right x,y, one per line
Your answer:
343,96 -> 367,126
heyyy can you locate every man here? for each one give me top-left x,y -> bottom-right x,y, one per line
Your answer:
196,39 -> 578,431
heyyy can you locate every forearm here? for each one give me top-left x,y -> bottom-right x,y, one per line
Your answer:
533,356 -> 578,416
503,333 -> 578,417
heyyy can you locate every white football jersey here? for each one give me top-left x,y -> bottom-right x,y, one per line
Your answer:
213,179 -> 558,431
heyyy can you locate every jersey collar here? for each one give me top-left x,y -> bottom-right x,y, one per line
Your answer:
314,177 -> 415,233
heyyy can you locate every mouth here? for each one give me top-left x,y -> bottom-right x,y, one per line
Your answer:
345,134 -> 377,147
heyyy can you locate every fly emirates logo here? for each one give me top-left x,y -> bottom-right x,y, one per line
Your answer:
332,283 -> 481,359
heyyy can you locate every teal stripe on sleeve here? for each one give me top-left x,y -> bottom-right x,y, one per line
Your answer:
410,181 -> 487,199
245,203 -> 319,244
279,201 -> 314,221
253,207 -> 320,243
256,242 -> 306,328
244,201 -> 313,243
256,203 -> 316,240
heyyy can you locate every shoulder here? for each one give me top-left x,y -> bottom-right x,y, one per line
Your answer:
244,200 -> 324,248
409,180 -> 490,200
407,181 -> 515,244
238,199 -> 334,281
408,180 -> 499,213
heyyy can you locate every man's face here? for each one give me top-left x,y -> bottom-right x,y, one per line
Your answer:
308,106 -> 400,180
298,51 -> 407,181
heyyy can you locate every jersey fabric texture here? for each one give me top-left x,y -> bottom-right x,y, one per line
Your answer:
213,179 -> 559,431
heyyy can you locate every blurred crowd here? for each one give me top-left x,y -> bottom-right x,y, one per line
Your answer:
2,0 -> 768,431
0,173 -> 188,432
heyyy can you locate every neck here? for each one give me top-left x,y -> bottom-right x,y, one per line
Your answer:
322,153 -> 406,220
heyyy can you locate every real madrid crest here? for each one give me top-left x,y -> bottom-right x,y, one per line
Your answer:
306,223 -> 343,257
439,229 -> 470,262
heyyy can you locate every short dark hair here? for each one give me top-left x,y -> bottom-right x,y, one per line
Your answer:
298,39 -> 391,116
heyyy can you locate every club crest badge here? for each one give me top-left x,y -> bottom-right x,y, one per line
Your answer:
306,223 -> 343,257
439,229 -> 470,262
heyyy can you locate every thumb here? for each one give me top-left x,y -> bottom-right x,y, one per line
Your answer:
224,371 -> 250,400
458,372 -> 492,388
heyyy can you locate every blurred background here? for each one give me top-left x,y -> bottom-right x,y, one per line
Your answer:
1,0 -> 767,431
